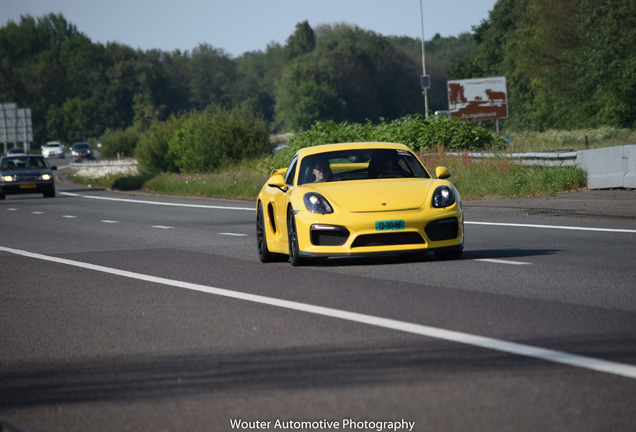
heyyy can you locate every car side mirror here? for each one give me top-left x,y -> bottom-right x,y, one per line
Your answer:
267,174 -> 287,191
435,166 -> 451,179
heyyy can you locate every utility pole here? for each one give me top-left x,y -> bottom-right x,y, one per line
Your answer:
419,0 -> 430,118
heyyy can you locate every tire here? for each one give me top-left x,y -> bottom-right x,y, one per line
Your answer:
256,202 -> 275,263
287,208 -> 305,266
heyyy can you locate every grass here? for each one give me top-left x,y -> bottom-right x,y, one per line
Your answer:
134,151 -> 586,201
419,149 -> 586,199
501,127 -> 636,152
143,159 -> 269,200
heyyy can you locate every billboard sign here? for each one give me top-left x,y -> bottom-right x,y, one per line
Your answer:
447,76 -> 508,121
16,108 -> 33,142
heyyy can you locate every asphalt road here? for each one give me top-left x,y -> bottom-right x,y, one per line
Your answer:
1,174 -> 635,432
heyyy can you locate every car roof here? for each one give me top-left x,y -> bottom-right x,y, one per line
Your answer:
295,142 -> 411,159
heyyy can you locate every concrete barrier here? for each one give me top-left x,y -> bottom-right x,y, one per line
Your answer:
576,145 -> 636,189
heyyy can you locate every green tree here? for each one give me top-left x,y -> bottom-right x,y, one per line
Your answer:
188,43 -> 237,109
234,42 -> 287,123
275,23 -> 423,131
285,20 -> 316,59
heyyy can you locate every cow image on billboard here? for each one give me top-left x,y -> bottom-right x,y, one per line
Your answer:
447,76 -> 508,121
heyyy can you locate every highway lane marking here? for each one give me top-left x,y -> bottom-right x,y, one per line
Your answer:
475,258 -> 531,265
152,225 -> 174,229
2,244 -> 636,381
58,191 -> 254,211
62,215 -> 77,218
220,232 -> 248,237
57,191 -> 635,233
100,220 -> 119,224
466,221 -> 636,234
31,211 -> 44,215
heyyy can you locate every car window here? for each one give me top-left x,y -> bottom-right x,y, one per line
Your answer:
285,157 -> 298,186
1,157 -> 46,169
297,148 -> 430,185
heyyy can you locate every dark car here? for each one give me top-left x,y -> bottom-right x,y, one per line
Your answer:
7,147 -> 26,155
71,142 -> 94,161
0,155 -> 56,199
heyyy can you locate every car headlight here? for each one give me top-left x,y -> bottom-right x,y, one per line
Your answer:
39,174 -> 52,181
304,192 -> 333,214
432,185 -> 455,208
2,175 -> 15,182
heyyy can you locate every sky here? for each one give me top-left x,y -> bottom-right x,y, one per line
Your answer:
4,0 -> 498,57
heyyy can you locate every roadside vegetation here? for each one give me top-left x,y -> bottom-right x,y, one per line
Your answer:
66,113 -> 609,201
5,2 -> 632,200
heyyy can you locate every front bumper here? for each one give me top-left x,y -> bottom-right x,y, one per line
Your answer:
295,206 -> 464,258
0,180 -> 55,196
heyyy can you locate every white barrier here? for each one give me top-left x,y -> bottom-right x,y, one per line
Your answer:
576,145 -> 636,189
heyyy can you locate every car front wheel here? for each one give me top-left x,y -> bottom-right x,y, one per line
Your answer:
287,208 -> 305,266
256,202 -> 276,263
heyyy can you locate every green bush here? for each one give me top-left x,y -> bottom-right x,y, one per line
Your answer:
100,127 -> 141,159
135,114 -> 189,174
167,104 -> 272,174
269,115 -> 504,169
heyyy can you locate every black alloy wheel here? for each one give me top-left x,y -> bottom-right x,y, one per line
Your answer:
287,207 -> 305,266
256,202 -> 275,263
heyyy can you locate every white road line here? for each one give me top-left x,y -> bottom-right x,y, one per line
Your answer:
476,258 -> 531,265
100,220 -> 119,224
62,215 -> 77,219
151,225 -> 173,229
58,191 -> 254,211
31,211 -> 44,215
7,208 -> 18,211
58,191 -> 634,233
466,221 -> 636,234
1,244 -> 635,380
219,232 -> 248,237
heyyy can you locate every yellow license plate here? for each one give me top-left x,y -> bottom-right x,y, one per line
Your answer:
20,184 -> 37,189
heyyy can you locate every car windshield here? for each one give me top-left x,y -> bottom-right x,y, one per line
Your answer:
297,148 -> 430,185
1,157 -> 47,170
74,143 -> 90,149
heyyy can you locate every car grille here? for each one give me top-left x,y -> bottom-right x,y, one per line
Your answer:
425,217 -> 459,241
16,175 -> 38,182
351,232 -> 425,248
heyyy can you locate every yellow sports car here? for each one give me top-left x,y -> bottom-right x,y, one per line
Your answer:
256,142 -> 464,265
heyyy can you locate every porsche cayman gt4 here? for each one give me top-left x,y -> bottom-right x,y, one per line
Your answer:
256,142 -> 464,266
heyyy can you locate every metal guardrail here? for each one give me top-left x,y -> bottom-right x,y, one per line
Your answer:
68,146 -> 636,190
69,161 -> 138,168
445,150 -> 578,167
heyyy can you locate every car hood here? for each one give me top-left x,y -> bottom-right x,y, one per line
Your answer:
306,178 -> 436,212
